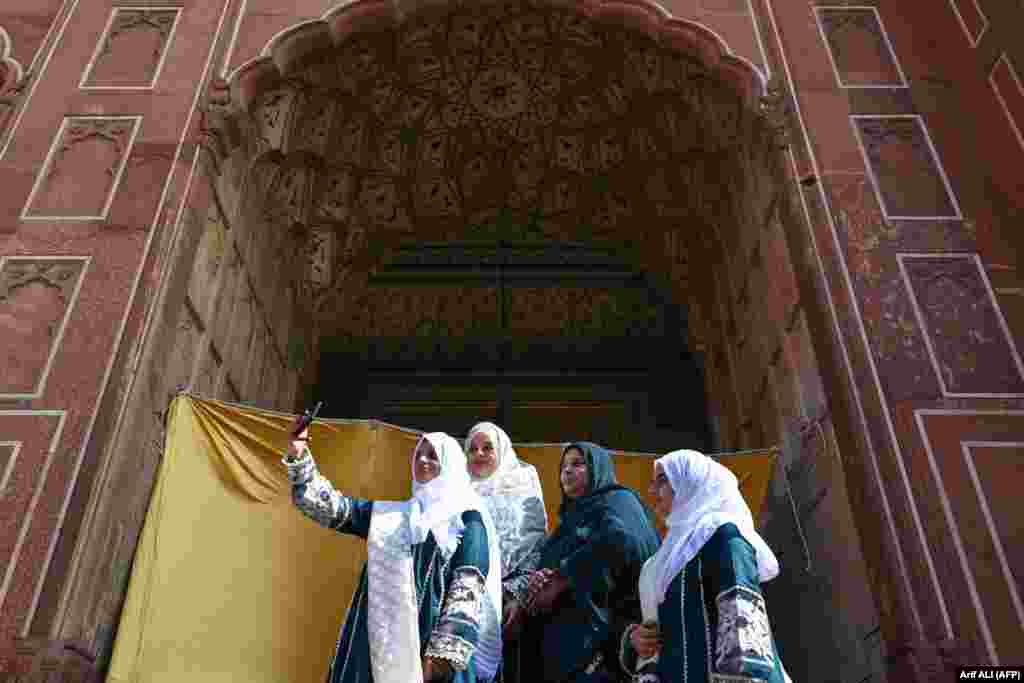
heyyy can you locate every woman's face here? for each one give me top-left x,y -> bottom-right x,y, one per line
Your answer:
560,447 -> 589,498
413,440 -> 441,484
466,431 -> 498,480
648,462 -> 675,520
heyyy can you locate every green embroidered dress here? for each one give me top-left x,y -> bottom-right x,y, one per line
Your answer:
286,451 -> 495,683
619,524 -> 787,683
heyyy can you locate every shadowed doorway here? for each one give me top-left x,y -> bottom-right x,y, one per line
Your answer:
314,240 -> 712,450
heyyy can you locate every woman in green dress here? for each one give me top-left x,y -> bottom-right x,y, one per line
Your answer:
516,441 -> 660,682
284,428 -> 503,682
621,449 -> 790,683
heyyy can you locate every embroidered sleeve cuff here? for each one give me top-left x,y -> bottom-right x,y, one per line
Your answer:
424,632 -> 475,671
715,585 -> 775,678
282,448 -> 315,484
710,673 -> 767,683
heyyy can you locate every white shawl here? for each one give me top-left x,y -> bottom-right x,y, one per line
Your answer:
464,423 -> 548,580
650,449 -> 780,604
366,432 -> 503,683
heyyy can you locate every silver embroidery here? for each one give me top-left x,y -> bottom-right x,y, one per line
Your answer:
710,674 -> 767,683
714,585 -> 774,674
437,567 -> 486,626
284,451 -> 352,529
424,632 -> 475,671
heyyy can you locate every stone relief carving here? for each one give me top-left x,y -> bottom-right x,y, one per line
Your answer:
0,259 -> 86,395
83,9 -> 179,87
209,3 -> 774,321
26,117 -> 138,219
0,27 -> 26,137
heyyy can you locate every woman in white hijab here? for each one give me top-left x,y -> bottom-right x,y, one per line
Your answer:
464,423 -> 548,607
619,449 -> 790,683
284,425 -> 502,682
462,422 -> 547,681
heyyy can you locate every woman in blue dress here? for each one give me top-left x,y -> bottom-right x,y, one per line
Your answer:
516,441 -> 660,682
284,427 -> 503,682
621,449 -> 791,683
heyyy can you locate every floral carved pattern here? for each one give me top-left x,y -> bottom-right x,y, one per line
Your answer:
84,9 -> 179,87
26,117 -> 138,219
0,27 -> 26,141
0,258 -> 86,395
224,0 -> 773,321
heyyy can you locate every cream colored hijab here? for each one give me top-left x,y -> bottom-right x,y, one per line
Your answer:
464,422 -> 548,578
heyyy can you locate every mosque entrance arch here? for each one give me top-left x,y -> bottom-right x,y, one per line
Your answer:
46,2 -> 891,683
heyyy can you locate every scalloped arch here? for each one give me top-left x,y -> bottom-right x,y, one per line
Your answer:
224,0 -> 766,115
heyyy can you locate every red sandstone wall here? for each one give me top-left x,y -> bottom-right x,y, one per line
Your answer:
752,0 -> 1024,672
1,0 -> 1022,681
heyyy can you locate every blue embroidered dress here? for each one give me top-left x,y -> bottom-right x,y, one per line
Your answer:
619,524 -> 787,683
286,451 -> 493,683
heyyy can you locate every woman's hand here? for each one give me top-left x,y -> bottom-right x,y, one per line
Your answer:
524,568 -> 553,607
502,600 -> 526,640
629,622 -> 662,659
287,424 -> 309,460
422,656 -> 452,681
529,573 -> 569,612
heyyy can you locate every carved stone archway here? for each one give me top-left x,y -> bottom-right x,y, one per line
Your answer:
202,0 -> 780,346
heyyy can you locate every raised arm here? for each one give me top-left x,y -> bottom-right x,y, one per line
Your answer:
283,444 -> 372,538
424,509 -> 491,673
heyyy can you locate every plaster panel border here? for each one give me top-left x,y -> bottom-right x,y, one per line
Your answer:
961,441 -> 1024,635
911,410 -> 1024,665
765,0 -> 949,637
813,6 -> 908,89
36,0 -> 237,640
989,53 -> 1024,155
0,0 -> 82,160
0,411 -> 68,618
897,253 -> 1024,398
947,0 -> 988,48
20,115 -> 143,222
0,255 -> 92,400
78,6 -> 184,91
850,114 -> 963,221
0,441 -> 23,496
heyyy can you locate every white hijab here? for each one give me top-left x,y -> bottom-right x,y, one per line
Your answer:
464,422 -> 548,578
650,449 -> 779,604
366,432 -> 503,682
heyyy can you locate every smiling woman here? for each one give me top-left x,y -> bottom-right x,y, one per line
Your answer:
463,422 -> 548,682
283,425 -> 503,682
513,442 -> 660,683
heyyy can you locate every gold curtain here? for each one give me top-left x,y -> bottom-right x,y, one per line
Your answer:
109,395 -> 777,682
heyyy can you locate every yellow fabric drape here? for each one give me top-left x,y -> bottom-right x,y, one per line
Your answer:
109,395 -> 776,683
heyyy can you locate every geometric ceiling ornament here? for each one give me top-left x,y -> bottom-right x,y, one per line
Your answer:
208,0 -> 776,325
